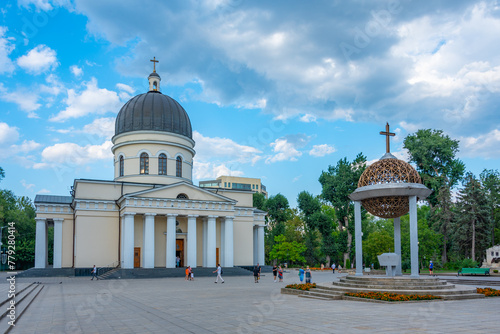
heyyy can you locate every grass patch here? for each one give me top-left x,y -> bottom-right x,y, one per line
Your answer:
345,291 -> 441,302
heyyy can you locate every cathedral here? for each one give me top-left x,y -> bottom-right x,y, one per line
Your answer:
33,63 -> 266,270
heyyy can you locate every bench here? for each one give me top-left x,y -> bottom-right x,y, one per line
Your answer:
457,268 -> 490,276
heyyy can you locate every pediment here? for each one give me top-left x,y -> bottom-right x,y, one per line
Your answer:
123,182 -> 236,203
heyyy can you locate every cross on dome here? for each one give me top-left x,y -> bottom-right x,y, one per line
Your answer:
380,122 -> 395,153
150,57 -> 159,72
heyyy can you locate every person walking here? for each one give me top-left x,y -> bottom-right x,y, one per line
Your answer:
91,265 -> 98,280
185,266 -> 190,281
331,262 -> 336,274
429,261 -> 434,276
305,266 -> 312,283
298,266 -> 305,283
213,264 -> 224,283
272,265 -> 278,282
256,263 -> 261,281
278,265 -> 283,282
253,265 -> 260,283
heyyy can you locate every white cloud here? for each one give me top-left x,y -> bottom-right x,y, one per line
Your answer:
18,0 -> 54,11
460,128 -> 500,159
21,179 -> 35,190
17,45 -> 58,74
11,140 -> 41,153
0,26 -> 15,74
193,161 -> 244,180
309,144 -> 336,157
299,114 -> 317,123
82,117 -> 115,138
0,87 -> 41,116
37,188 -> 51,194
37,140 -> 113,168
70,65 -> 83,77
116,83 -> 135,94
0,122 -> 19,145
193,131 -> 262,165
50,78 -> 121,121
266,134 -> 310,163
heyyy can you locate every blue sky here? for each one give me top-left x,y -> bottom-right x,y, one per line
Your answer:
1,0 -> 500,208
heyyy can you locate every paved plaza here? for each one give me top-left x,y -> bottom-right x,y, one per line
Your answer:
2,271 -> 500,333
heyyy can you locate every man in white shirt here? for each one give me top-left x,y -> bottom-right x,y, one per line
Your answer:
331,263 -> 336,274
213,264 -> 224,283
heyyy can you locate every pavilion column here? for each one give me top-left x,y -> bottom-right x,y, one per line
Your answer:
202,217 -> 208,267
354,201 -> 363,276
394,217 -> 402,276
257,224 -> 265,266
224,216 -> 234,267
187,215 -> 198,268
207,215 -> 217,267
122,212 -> 136,269
143,213 -> 156,268
409,196 -> 419,278
53,218 -> 64,269
253,226 -> 258,265
35,218 -> 47,268
166,214 -> 177,268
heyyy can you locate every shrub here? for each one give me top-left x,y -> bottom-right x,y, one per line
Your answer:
345,291 -> 441,302
476,288 -> 500,297
493,269 -> 498,273
460,258 -> 478,268
345,258 -> 351,269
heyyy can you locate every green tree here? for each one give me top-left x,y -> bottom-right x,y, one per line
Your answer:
364,230 -> 394,267
480,169 -> 500,245
429,184 -> 455,263
0,167 -> 4,182
0,190 -> 36,268
264,194 -> 290,264
451,173 -> 493,261
268,234 -> 306,265
253,192 -> 266,211
319,153 -> 367,267
403,129 -> 465,206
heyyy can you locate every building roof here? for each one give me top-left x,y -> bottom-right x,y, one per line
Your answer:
34,195 -> 73,204
114,91 -> 192,139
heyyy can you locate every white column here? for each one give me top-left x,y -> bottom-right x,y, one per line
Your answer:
35,218 -> 47,268
202,217 -> 208,267
166,214 -> 177,268
257,225 -> 265,266
143,213 -> 156,268
354,201 -> 363,276
409,196 -> 419,277
207,215 -> 217,267
394,217 -> 402,276
53,218 -> 64,268
253,226 -> 258,265
187,215 -> 198,268
224,216 -> 234,267
220,219 -> 225,267
122,212 -> 136,269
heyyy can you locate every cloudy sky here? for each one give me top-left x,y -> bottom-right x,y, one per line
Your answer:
1,0 -> 500,207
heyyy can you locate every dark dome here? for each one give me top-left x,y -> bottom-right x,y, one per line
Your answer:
115,91 -> 192,139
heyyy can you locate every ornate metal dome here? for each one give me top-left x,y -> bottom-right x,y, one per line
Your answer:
357,156 -> 422,218
114,91 -> 192,139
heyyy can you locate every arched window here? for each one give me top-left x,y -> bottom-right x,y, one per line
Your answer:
140,153 -> 149,174
153,81 -> 158,90
176,156 -> 182,177
119,156 -> 124,177
158,153 -> 167,175
176,193 -> 188,199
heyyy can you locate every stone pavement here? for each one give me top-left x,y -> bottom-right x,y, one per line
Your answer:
2,271 -> 500,333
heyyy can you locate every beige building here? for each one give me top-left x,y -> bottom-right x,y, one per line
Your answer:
199,176 -> 268,197
34,68 -> 266,269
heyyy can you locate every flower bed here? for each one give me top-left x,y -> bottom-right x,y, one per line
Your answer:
285,283 -> 317,291
345,291 -> 441,302
477,287 -> 500,297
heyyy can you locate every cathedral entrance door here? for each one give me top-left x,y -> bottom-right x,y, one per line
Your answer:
134,247 -> 141,268
176,239 -> 184,267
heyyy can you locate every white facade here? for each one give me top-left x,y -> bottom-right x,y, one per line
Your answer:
33,69 -> 267,269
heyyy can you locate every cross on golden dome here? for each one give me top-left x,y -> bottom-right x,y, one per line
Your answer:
380,122 -> 395,153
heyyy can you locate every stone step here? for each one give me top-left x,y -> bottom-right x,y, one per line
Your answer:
298,294 -> 339,301
0,282 -> 44,333
317,283 -> 479,296
438,293 -> 485,300
342,276 -> 447,285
